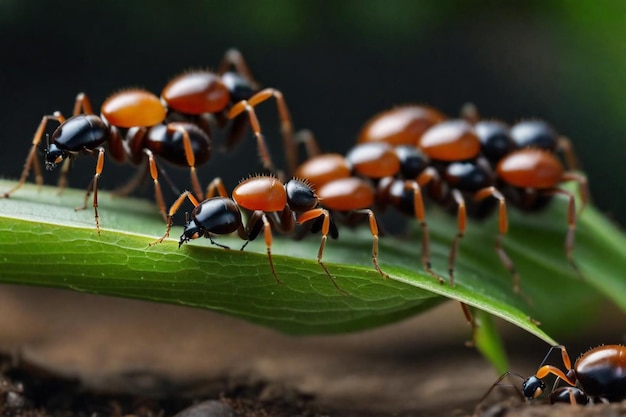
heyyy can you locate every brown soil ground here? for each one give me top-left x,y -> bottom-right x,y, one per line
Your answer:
0,285 -> 624,417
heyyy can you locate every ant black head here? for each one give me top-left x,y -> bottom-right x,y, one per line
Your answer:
179,219 -> 203,247
394,145 -> 430,179
522,376 -> 546,399
510,120 -> 558,151
44,143 -> 67,171
285,179 -> 318,212
221,71 -> 256,103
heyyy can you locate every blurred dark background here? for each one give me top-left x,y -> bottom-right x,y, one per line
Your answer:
1,0 -> 624,226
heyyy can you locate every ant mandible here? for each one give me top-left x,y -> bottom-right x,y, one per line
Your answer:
149,175 -> 346,293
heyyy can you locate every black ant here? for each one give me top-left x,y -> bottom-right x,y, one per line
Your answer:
477,344 -> 626,411
0,89 -> 195,234
149,175 -> 346,293
160,48 -> 295,176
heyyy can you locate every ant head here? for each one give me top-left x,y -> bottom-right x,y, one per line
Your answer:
221,71 -> 256,103
522,376 -> 546,399
44,143 -> 67,171
285,179 -> 318,212
179,219 -> 203,247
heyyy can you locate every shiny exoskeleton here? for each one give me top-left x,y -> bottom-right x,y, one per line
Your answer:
162,49 -> 294,175
1,89 -> 211,234
522,344 -> 626,404
150,175 -> 345,292
294,136 -> 438,281
495,142 -> 588,275
350,107 -> 512,289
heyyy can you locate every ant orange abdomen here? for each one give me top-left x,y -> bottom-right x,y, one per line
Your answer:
161,71 -> 231,115
358,105 -> 446,146
419,119 -> 481,162
345,143 -> 401,179
101,89 -> 166,127
232,176 -> 288,212
316,177 -> 376,212
293,153 -> 351,190
497,149 -> 564,189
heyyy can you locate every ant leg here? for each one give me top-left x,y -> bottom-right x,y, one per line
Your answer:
229,88 -> 296,176
534,345 -> 576,385
474,370 -> 526,415
295,129 -> 323,159
562,172 -> 589,212
72,92 -> 95,115
167,123 -> 203,201
545,187 -> 581,276
474,186 -> 521,292
244,211 -> 282,284
2,113 -> 66,198
75,147 -> 105,235
112,163 -> 149,197
448,189 -> 466,287
261,213 -> 281,284
150,191 -> 200,245
205,177 -> 229,199
216,48 -> 259,89
354,208 -> 389,280
556,136 -> 580,171
142,149 -> 167,222
404,179 -> 442,283
227,100 -> 276,173
459,102 -> 480,125
459,302 -> 478,347
298,208 -> 347,294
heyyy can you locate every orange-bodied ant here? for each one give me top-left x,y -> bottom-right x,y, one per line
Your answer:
356,106 -> 510,289
294,137 -> 439,282
162,48 -> 295,176
477,344 -> 626,411
150,175 -> 346,293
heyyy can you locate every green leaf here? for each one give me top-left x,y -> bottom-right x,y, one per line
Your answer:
0,179 -> 623,347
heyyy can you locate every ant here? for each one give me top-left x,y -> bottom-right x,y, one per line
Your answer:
162,48 -> 295,176
294,134 -> 439,281
477,344 -> 626,411
149,175 -> 346,293
486,118 -> 589,277
355,106 -> 510,289
0,89 -> 199,234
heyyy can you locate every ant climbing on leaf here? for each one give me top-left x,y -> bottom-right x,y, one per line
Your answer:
149,175 -> 347,293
